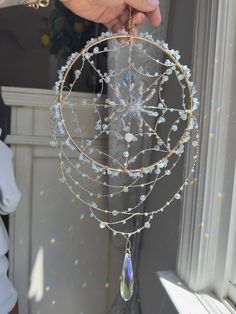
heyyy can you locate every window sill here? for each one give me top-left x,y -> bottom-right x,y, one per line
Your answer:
158,271 -> 235,314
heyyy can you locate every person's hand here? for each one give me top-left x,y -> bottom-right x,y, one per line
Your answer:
61,0 -> 161,32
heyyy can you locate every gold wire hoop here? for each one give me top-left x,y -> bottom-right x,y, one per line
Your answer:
51,31 -> 200,239
58,34 -> 193,174
52,32 -> 199,300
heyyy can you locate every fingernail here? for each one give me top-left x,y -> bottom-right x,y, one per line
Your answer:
148,0 -> 159,7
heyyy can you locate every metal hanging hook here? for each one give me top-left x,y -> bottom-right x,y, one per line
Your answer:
128,5 -> 135,36
125,236 -> 132,254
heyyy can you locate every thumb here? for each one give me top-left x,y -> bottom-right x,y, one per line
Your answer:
124,0 -> 159,12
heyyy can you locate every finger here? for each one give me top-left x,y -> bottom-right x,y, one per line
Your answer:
132,12 -> 146,26
129,26 -> 138,36
119,7 -> 130,26
147,6 -> 162,27
105,18 -> 123,32
124,0 -> 159,12
124,12 -> 144,36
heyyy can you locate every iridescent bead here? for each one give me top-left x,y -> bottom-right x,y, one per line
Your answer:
158,117 -> 166,124
100,222 -> 106,229
125,133 -> 134,143
123,73 -> 131,86
123,151 -> 129,158
91,202 -> 97,208
59,176 -> 65,183
93,47 -> 99,53
104,76 -> 111,83
49,140 -> 57,147
189,117 -> 195,130
75,70 -> 81,78
65,167 -> 71,174
180,113 -> 187,120
85,52 -> 91,59
192,141 -> 198,147
140,195 -> 146,202
88,148 -> 94,154
174,193 -> 181,200
81,99 -> 87,106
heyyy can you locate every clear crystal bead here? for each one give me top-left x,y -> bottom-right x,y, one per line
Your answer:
140,195 -> 146,201
175,193 -> 181,200
123,151 -> 129,158
125,133 -> 134,143
120,252 -> 134,302
99,222 -> 106,229
123,186 -> 129,192
75,70 -> 81,78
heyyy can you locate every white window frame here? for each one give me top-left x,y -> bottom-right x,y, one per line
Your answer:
159,0 -> 236,312
228,163 -> 236,306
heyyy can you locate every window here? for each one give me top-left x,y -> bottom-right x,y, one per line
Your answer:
228,165 -> 236,306
159,0 -> 236,312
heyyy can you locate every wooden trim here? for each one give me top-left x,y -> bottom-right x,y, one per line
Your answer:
6,135 -> 53,146
158,271 -> 233,314
2,86 -> 108,313
177,0 -> 219,291
9,119 -> 34,313
1,86 -> 106,108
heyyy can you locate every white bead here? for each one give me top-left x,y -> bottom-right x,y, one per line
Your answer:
125,133 -> 134,142
140,195 -> 146,202
100,222 -> 106,229
175,193 -> 181,200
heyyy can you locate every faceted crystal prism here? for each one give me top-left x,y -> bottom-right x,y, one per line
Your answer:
120,252 -> 134,302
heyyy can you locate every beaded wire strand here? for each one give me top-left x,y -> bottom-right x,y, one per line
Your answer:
50,30 -> 200,238
50,18 -> 200,301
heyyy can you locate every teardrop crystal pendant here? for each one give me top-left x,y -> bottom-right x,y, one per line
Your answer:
120,251 -> 134,301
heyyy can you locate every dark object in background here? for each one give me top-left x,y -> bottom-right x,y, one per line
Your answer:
50,0 -> 96,57
0,89 -> 10,234
0,88 -> 10,142
50,1 -> 108,93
